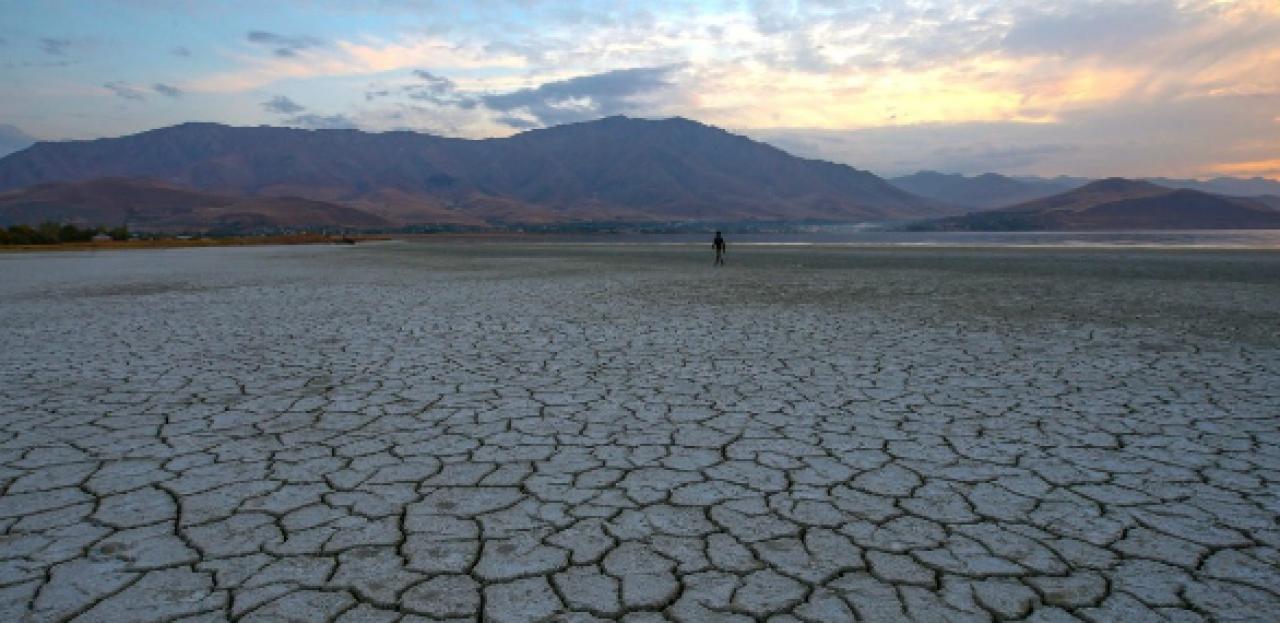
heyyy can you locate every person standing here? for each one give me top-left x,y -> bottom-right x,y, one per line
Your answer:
713,231 -> 726,266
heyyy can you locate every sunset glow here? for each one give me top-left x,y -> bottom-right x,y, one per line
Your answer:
2,0 -> 1277,178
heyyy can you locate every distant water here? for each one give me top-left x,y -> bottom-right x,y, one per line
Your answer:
545,228 -> 1280,249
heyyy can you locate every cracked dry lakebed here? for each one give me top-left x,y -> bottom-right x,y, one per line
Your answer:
1,240 -> 1279,622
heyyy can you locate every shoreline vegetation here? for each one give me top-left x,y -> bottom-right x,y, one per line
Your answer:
0,219 -> 871,252
0,223 -> 389,252
3,221 -> 1278,253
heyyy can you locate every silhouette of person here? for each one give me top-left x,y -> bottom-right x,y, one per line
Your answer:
713,231 -> 726,266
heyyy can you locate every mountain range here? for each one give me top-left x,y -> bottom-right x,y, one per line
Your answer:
1,117 -> 1276,232
891,171 -> 1280,210
0,116 -> 946,229
913,178 -> 1280,231
0,178 -> 389,232
889,171 -> 1082,209
0,125 -> 34,159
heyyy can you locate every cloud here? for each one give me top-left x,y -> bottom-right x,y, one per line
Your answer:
409,70 -> 456,100
365,69 -> 479,108
189,34 -> 525,94
1001,3 -> 1184,57
283,113 -> 356,130
359,66 -> 681,129
261,95 -> 306,114
740,2 -> 1008,74
480,65 -> 679,127
153,83 -> 183,97
11,0 -> 1280,180
927,143 -> 1080,172
1210,158 -> 1280,178
746,124 -> 1087,176
40,37 -> 71,55
103,81 -> 146,101
348,100 -> 518,138
259,95 -> 354,129
0,124 -> 36,157
336,37 -> 527,73
247,30 -> 323,57
493,114 -> 539,129
171,46 -> 191,57
745,91 -> 1280,179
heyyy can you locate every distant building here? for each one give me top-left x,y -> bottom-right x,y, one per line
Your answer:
91,233 -> 112,242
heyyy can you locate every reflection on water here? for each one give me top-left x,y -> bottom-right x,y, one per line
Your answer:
549,229 -> 1280,249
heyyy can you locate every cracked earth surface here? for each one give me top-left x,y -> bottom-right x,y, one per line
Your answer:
1,242 -> 1279,622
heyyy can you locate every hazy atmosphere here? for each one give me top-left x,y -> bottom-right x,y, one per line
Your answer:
3,0 -> 1279,178
4,3 -> 1280,622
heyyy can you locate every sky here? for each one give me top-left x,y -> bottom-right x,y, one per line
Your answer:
2,0 -> 1278,179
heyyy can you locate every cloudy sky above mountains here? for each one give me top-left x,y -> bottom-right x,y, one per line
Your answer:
2,0 -> 1278,178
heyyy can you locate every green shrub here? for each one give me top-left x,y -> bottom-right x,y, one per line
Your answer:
37,222 -> 63,243
5,225 -> 34,244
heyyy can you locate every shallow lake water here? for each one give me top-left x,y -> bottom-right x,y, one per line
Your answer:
527,228 -> 1280,249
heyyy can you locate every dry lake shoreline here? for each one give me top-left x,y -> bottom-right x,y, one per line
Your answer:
2,241 -> 1278,620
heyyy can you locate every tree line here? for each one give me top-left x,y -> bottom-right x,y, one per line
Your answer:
0,223 -> 131,245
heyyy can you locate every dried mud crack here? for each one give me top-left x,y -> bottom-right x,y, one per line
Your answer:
1,242 -> 1278,622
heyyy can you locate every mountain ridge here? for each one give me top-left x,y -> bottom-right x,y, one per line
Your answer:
0,116 -> 950,226
889,171 -> 1083,209
0,177 -> 390,232
911,178 -> 1280,231
890,171 -> 1280,210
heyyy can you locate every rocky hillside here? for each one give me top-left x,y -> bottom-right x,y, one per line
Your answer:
0,178 -> 389,232
0,117 -> 947,226
913,178 -> 1280,230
